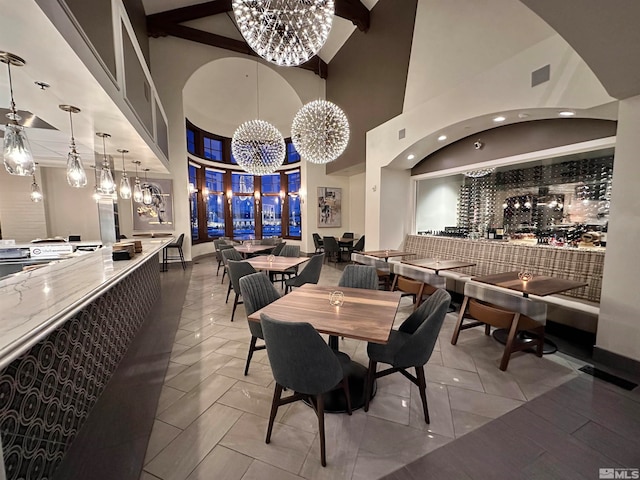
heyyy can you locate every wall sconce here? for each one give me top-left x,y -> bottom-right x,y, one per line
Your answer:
188,182 -> 197,194
299,187 -> 306,204
226,190 -> 233,211
254,190 -> 260,206
202,187 -> 210,199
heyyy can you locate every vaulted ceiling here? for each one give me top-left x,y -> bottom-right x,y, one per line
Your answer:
142,0 -> 378,78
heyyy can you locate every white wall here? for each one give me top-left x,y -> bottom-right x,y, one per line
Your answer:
349,172 -> 366,240
415,176 -> 463,232
41,167 -> 101,240
379,168 -> 412,249
0,167 -> 47,242
597,94 -> 640,363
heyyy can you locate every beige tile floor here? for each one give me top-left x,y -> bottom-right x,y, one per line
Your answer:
141,258 -> 586,480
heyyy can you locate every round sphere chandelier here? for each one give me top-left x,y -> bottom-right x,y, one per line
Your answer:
231,120 -> 286,175
291,100 -> 349,164
464,168 -> 495,178
232,0 -> 334,67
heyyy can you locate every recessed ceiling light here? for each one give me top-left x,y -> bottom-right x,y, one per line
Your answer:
559,110 -> 576,117
437,135 -> 447,141
493,116 -> 506,122
407,154 -> 415,160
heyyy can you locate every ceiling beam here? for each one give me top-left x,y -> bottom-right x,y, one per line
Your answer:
147,0 -> 370,32
149,22 -> 328,78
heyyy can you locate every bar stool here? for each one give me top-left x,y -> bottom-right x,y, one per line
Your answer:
162,233 -> 186,271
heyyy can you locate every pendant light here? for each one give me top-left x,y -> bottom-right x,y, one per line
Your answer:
117,149 -> 131,199
59,104 -> 87,188
90,166 -> 101,202
142,168 -> 152,205
1,51 -> 35,176
132,161 -> 144,203
96,132 -> 115,194
30,163 -> 43,202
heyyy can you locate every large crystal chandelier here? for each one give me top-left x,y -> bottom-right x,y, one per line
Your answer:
232,120 -> 286,175
233,0 -> 334,67
291,100 -> 349,164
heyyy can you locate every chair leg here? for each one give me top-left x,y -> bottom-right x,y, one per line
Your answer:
364,359 -> 376,412
226,282 -> 232,303
451,296 -> 470,345
161,247 -> 168,272
342,376 -> 352,415
266,383 -> 283,444
500,313 -> 521,371
231,293 -> 239,322
316,394 -> 326,467
216,260 -> 221,276
415,365 -> 430,424
485,323 -> 491,335
244,336 -> 258,376
179,247 -> 186,270
221,268 -> 226,284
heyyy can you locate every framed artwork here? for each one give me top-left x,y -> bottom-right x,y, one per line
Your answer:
133,178 -> 174,232
317,187 -> 342,227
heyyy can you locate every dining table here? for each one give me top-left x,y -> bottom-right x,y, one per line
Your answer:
248,284 -> 403,412
473,271 -> 588,353
363,250 -> 415,262
402,258 -> 477,275
245,255 -> 309,274
233,244 -> 275,258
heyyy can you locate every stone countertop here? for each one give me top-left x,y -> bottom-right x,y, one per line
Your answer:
0,238 -> 172,370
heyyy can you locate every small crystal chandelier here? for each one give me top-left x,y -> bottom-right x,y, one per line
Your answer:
117,149 -> 131,199
232,0 -> 334,67
292,100 -> 349,164
96,133 -> 115,194
132,161 -> 144,203
30,164 -> 43,203
59,105 -> 87,188
1,52 -> 35,176
142,168 -> 153,206
232,120 -> 286,175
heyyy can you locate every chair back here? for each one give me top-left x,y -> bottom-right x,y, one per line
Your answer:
322,236 -> 340,254
342,232 -> 354,239
312,233 -> 323,248
394,289 -> 451,368
174,233 -> 185,247
279,245 -> 300,257
271,242 -> 286,256
228,260 -> 257,294
240,272 -> 280,339
290,254 -> 324,288
338,265 -> 378,290
351,236 -> 365,252
221,247 -> 243,266
261,314 -> 343,395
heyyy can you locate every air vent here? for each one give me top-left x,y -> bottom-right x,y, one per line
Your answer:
398,128 -> 406,140
531,64 -> 550,87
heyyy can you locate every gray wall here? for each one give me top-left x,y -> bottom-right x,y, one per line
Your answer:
412,118 -> 618,176
123,0 -> 150,66
326,0 -> 417,175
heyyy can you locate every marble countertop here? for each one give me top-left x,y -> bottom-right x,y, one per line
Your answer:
0,238 -> 172,370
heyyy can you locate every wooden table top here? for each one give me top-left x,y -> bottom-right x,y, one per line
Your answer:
246,255 -> 309,272
247,284 -> 402,344
473,271 -> 588,297
234,244 -> 275,255
363,250 -> 414,259
337,237 -> 356,243
402,258 -> 476,274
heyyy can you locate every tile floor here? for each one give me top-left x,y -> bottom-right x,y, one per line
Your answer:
140,258 -> 587,480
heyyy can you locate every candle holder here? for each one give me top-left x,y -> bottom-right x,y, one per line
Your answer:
267,254 -> 275,263
518,270 -> 534,282
329,291 -> 344,307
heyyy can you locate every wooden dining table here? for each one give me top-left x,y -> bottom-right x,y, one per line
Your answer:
402,258 -> 476,275
233,244 -> 275,258
245,255 -> 309,274
473,271 -> 588,353
363,250 -> 414,262
248,284 -> 402,412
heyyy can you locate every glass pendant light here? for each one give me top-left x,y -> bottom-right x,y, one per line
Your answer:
59,104 -> 87,188
96,132 -> 115,194
117,149 -> 131,199
30,164 -> 43,203
132,161 -> 144,203
1,51 -> 35,176
90,166 -> 101,202
142,168 -> 152,205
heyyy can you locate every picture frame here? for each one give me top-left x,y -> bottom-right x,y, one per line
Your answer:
317,187 -> 342,228
133,178 -> 174,232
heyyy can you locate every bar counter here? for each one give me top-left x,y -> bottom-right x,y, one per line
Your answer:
0,238 -> 172,480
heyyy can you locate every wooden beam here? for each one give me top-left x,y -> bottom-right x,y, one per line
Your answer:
335,0 -> 370,32
150,23 -> 328,78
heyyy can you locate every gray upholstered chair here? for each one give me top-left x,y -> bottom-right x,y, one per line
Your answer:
322,236 -> 341,264
364,288 -> 450,423
273,244 -> 301,285
214,240 -> 233,276
338,265 -> 378,290
312,233 -> 324,253
279,245 -> 300,257
221,247 -> 242,284
284,254 -> 324,293
261,314 -> 351,467
226,260 -> 257,322
271,241 -> 286,256
239,272 -> 281,375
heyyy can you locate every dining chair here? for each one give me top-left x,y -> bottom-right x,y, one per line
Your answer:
284,254 -> 324,293
273,244 -> 301,285
312,233 -> 324,253
364,288 -> 450,423
162,233 -> 186,271
322,236 -> 341,264
348,235 -> 365,254
271,241 -> 286,256
391,275 -> 437,311
342,232 -> 354,239
338,265 -> 378,290
239,272 -> 280,375
221,247 -> 243,284
226,260 -> 258,322
261,314 -> 352,467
